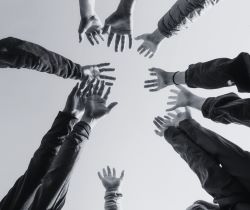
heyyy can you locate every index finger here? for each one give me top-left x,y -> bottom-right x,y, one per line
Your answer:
96,63 -> 110,68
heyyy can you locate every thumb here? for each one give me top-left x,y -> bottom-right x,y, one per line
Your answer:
166,105 -> 178,112
107,102 -> 118,112
135,34 -> 147,40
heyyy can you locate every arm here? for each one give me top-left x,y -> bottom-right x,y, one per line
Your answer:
103,0 -> 136,52
98,167 -> 124,210
136,0 -> 220,58
0,37 -> 116,83
78,0 -> 104,45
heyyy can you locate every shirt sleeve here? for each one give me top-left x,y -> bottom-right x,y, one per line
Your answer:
158,0 -> 220,38
0,37 -> 86,80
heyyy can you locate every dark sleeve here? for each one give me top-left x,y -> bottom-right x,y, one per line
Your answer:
0,37 -> 86,80
29,121 -> 91,210
158,0 -> 220,38
201,92 -> 250,127
185,52 -> 250,92
0,112 -> 77,210
163,125 -> 248,207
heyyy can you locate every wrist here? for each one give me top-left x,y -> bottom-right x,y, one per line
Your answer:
81,114 -> 96,128
174,72 -> 186,85
152,29 -> 165,43
117,0 -> 135,15
190,95 -> 206,110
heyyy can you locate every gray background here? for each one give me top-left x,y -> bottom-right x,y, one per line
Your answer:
0,0 -> 250,209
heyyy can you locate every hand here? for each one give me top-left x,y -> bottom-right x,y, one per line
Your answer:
144,68 -> 175,92
81,63 -> 116,86
63,78 -> 93,118
135,29 -> 165,58
78,14 -> 104,45
153,116 -> 173,137
166,85 -> 205,111
98,166 -> 124,191
166,108 -> 192,127
82,80 -> 118,123
103,10 -> 132,52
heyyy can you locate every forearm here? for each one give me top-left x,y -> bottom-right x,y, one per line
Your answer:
79,0 -> 95,17
185,52 -> 250,92
158,0 -> 220,38
0,37 -> 86,80
29,121 -> 91,210
104,191 -> 122,210
201,93 -> 250,127
116,0 -> 136,14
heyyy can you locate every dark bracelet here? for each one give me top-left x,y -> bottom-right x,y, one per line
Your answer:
172,71 -> 180,85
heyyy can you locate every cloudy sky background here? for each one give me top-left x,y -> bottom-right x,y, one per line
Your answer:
0,0 -> 250,209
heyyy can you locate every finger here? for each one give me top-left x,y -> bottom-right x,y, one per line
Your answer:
79,78 -> 88,91
96,31 -> 105,41
92,32 -> 100,44
121,35 -> 125,52
149,53 -> 155,59
164,115 -> 171,120
128,34 -> 132,49
168,96 -> 177,100
86,33 -> 95,46
144,83 -> 157,88
150,73 -> 157,76
97,81 -> 105,96
99,68 -> 115,73
107,166 -> 112,176
154,130 -> 163,137
144,50 -> 151,57
100,75 -> 116,81
98,172 -> 104,180
104,87 -> 111,100
93,80 -> 100,95
86,83 -> 94,97
170,89 -> 179,94
115,34 -> 121,52
107,32 -> 115,47
149,88 -> 159,92
139,48 -> 147,55
107,102 -> 118,112
97,63 -> 110,68
137,45 -> 144,52
103,168 -> 107,177
145,79 -> 157,84
153,120 -> 162,130
175,109 -> 181,114
105,82 -> 114,86
71,82 -> 79,95
113,168 -> 116,177
79,33 -> 83,43
82,83 -> 92,96
120,170 -> 125,180
167,101 -> 176,105
176,84 -> 186,91
155,117 -> 164,125
102,23 -> 109,34
168,113 -> 177,118
157,116 -> 166,124
185,107 -> 191,115
135,34 -> 146,40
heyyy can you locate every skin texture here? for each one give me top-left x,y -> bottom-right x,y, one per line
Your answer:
166,85 -> 206,111
102,0 -> 135,52
78,0 -> 104,45
144,69 -> 186,92
135,29 -> 165,58
82,63 -> 116,86
81,80 -> 118,126
98,166 -> 124,191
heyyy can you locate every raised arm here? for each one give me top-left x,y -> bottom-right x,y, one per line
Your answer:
0,37 -> 116,84
78,0 -> 104,45
144,53 -> 250,92
98,167 -> 124,210
103,0 -> 136,52
28,81 -> 118,210
136,0 -> 220,58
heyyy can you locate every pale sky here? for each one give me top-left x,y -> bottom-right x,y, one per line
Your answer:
0,0 -> 250,209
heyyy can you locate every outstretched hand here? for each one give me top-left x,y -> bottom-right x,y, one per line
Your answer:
166,85 -> 196,111
78,14 -> 104,45
135,29 -> 164,58
103,10 -> 133,52
82,63 -> 116,86
166,108 -> 192,127
98,166 -> 124,191
82,80 -> 118,123
144,68 -> 175,92
63,78 -> 93,118
153,116 -> 173,137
